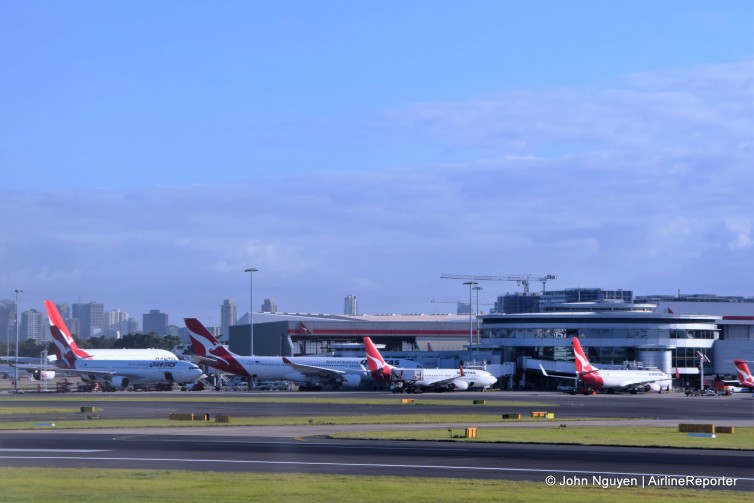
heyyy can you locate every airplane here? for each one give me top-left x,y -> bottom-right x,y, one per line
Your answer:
539,337 -> 673,394
363,336 -> 497,393
0,355 -> 59,381
185,317 -> 370,390
733,359 -> 754,390
33,300 -> 204,390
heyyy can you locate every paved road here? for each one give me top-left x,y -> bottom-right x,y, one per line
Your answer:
0,390 -> 752,491
0,431 -> 751,491
1,389 -> 751,423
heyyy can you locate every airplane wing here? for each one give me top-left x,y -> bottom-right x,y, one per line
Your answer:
3,361 -> 113,379
281,357 -> 361,382
0,356 -> 57,365
420,375 -> 461,387
539,364 -> 579,380
191,354 -> 228,368
46,368 -> 117,378
617,377 -> 668,388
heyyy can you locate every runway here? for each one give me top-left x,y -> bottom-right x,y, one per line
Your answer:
0,390 -> 752,491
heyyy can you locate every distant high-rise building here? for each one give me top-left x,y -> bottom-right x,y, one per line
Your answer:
261,298 -> 277,314
0,301 -> 11,349
72,302 -> 104,339
221,299 -> 237,337
125,318 -> 139,336
65,317 -> 81,338
54,303 -> 71,320
105,309 -> 132,338
344,294 -> 358,315
21,309 -> 44,343
143,309 -> 168,336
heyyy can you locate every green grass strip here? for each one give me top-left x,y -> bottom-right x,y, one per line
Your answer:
0,413 -> 570,430
333,426 -> 754,450
0,394 -> 554,407
0,468 -> 749,503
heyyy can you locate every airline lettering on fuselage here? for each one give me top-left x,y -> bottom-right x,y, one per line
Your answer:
149,361 -> 178,368
360,359 -> 403,366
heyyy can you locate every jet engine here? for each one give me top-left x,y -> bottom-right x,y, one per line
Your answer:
110,376 -> 130,389
32,370 -> 56,380
340,374 -> 362,389
450,380 -> 469,391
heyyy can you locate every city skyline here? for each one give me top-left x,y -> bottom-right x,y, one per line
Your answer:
2,3 -> 753,325
7,288 -> 754,345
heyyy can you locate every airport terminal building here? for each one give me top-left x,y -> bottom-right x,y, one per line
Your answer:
227,290 -> 754,390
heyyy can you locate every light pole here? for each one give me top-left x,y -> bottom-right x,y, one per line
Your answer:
13,289 -> 22,393
473,285 -> 482,345
244,268 -> 258,355
462,281 -> 477,364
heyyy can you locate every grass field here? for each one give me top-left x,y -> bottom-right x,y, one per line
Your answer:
333,425 -> 754,449
1,393 -> 751,501
0,392 -> 553,407
0,468 -> 750,503
0,412 -> 521,429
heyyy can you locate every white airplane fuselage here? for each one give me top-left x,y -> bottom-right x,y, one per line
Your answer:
84,349 -> 178,360
72,358 -> 203,386
392,368 -> 497,391
580,368 -> 672,392
233,356 -> 366,384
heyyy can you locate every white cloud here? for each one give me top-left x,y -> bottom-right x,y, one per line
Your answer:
726,218 -> 753,250
3,60 -> 754,320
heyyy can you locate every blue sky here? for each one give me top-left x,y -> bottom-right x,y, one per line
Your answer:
1,2 -> 753,326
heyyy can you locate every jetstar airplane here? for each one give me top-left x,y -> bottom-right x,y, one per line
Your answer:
363,336 -> 497,393
35,300 -> 204,390
733,359 -> 754,390
185,318 -> 369,390
540,337 -> 673,394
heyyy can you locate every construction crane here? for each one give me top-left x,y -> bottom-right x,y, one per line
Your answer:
440,273 -> 557,294
430,298 -> 493,311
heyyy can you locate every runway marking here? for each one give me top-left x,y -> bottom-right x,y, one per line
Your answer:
0,449 -> 107,453
1,455 -> 752,482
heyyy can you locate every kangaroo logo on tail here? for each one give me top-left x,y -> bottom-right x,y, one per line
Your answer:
44,300 -> 91,369
572,337 -> 597,374
571,337 -> 604,389
363,337 -> 393,383
184,318 -> 250,377
733,359 -> 754,389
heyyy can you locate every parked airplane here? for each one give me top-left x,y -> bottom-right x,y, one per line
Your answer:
540,337 -> 673,394
363,336 -> 496,393
0,354 -> 59,381
40,300 -> 203,390
733,359 -> 754,390
185,318 -> 369,390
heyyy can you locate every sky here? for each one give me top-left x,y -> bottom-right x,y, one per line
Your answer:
1,2 -> 753,327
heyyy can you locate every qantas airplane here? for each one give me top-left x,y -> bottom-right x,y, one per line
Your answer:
540,337 -> 673,394
185,318 -> 369,390
38,300 -> 204,390
363,336 -> 497,393
733,359 -> 754,390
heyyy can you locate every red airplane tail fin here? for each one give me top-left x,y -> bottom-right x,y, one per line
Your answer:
184,318 -> 236,358
572,337 -> 597,374
44,300 -> 91,368
733,359 -> 754,389
363,337 -> 393,383
184,318 -> 250,377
